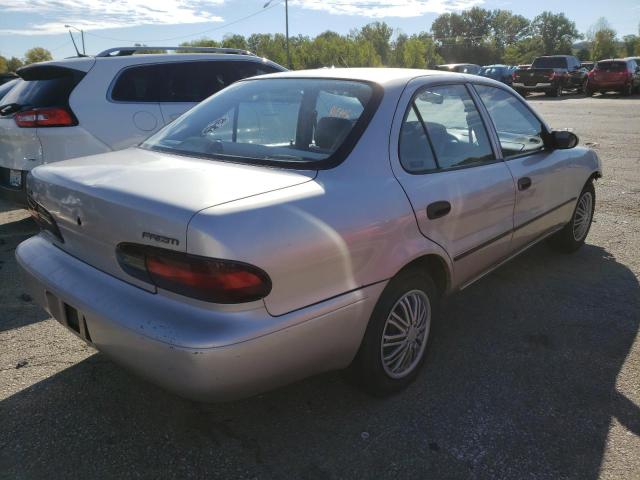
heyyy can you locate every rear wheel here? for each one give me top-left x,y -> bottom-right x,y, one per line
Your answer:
548,181 -> 595,253
622,83 -> 633,96
546,83 -> 562,97
349,268 -> 439,396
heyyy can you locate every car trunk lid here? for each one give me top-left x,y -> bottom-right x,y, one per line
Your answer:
28,147 -> 316,289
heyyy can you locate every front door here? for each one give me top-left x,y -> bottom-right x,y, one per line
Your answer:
390,81 -> 516,287
473,84 -> 576,251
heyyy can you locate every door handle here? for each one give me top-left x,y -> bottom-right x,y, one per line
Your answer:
426,201 -> 451,220
518,177 -> 532,191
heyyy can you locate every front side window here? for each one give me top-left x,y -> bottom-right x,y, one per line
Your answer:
399,84 -> 494,173
111,61 -> 281,103
474,85 -> 544,158
141,78 -> 377,168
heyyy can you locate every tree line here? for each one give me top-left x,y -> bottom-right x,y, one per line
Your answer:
2,9 -> 640,74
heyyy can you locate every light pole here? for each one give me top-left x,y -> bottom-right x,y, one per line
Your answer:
64,24 -> 85,55
263,0 -> 290,69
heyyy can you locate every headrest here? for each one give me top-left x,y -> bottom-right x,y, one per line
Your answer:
315,117 -> 354,150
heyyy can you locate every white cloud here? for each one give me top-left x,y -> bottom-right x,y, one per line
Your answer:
291,0 -> 484,17
0,0 -> 224,35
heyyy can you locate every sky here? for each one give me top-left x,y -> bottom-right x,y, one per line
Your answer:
0,0 -> 639,60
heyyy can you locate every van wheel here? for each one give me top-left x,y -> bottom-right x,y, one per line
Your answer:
349,268 -> 439,396
548,181 -> 595,253
622,83 -> 633,96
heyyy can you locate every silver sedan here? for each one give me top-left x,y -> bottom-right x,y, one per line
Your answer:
17,68 -> 602,401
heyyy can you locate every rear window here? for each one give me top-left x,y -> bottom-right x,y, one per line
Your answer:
595,61 -> 627,72
141,78 -> 379,169
0,79 -> 20,101
532,57 -> 568,69
0,68 -> 83,113
111,61 -> 282,103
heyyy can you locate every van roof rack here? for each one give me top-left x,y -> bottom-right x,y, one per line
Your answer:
96,46 -> 256,57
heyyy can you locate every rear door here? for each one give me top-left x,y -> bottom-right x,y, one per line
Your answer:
157,61 -> 284,124
473,84 -> 575,251
390,80 -> 515,287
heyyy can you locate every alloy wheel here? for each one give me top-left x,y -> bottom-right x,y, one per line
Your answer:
573,192 -> 593,241
380,290 -> 431,379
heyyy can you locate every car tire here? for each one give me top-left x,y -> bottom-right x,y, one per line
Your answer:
622,83 -> 632,97
584,81 -> 594,97
548,181 -> 596,253
348,268 -> 439,396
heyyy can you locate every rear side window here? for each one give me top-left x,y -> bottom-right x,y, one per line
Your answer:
474,85 -> 544,158
0,67 -> 84,111
111,61 -> 281,103
399,84 -> 494,173
595,61 -> 627,72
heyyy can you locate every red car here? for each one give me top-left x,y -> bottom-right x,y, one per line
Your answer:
585,59 -> 640,96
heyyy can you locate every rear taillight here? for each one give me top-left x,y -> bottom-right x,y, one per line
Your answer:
116,243 -> 272,304
548,72 -> 555,80
15,107 -> 75,128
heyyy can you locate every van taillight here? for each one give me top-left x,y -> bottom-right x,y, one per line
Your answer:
116,243 -> 272,304
15,107 -> 75,128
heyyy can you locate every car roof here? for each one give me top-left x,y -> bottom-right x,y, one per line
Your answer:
243,67 -> 499,91
25,53 -> 281,74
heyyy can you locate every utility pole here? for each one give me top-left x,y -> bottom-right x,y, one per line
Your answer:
264,0 -> 291,69
285,0 -> 290,69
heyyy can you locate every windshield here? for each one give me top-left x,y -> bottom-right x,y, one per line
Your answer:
532,57 -> 568,69
141,78 -> 377,168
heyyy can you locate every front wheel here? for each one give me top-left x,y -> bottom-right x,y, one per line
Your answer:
548,181 -> 595,253
349,269 -> 439,396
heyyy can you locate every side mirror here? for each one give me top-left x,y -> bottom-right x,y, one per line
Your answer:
547,130 -> 579,149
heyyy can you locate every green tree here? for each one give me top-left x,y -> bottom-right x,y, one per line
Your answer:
0,56 -> 7,74
588,18 -> 618,61
221,34 -> 248,51
531,12 -> 581,54
576,47 -> 591,61
180,38 -> 220,48
503,37 -> 544,65
400,35 -> 443,68
621,35 -> 640,57
6,57 -> 23,72
24,47 -> 52,65
357,22 -> 393,65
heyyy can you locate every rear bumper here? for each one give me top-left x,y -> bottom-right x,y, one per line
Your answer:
512,82 -> 553,91
16,235 -> 384,401
588,81 -> 627,90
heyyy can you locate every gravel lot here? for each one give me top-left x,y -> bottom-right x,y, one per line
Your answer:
0,92 -> 638,480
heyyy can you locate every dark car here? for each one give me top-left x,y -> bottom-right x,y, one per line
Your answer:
585,59 -> 640,96
478,65 -> 515,85
434,63 -> 481,75
512,55 -> 587,97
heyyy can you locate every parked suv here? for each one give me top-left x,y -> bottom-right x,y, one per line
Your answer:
512,55 -> 586,97
585,58 -> 640,96
0,46 -> 285,205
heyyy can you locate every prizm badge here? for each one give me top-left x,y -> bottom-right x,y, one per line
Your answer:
142,232 -> 180,246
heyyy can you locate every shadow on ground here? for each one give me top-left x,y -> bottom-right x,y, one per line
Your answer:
1,242 -> 638,479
